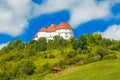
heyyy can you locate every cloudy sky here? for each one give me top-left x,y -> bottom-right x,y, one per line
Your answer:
0,0 -> 120,49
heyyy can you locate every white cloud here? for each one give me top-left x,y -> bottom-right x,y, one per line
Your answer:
33,0 -> 119,27
0,42 -> 9,50
68,0 -> 110,27
0,0 -> 32,36
0,0 -> 119,37
101,24 -> 120,40
32,0 -> 72,15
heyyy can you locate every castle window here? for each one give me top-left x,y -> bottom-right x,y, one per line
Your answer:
65,33 -> 68,38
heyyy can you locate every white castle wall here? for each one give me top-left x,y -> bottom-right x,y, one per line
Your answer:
56,29 -> 74,39
34,28 -> 74,40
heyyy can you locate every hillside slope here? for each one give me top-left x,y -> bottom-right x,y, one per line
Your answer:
1,34 -> 120,80
49,59 -> 120,80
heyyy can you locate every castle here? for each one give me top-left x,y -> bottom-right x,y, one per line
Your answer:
34,22 -> 74,40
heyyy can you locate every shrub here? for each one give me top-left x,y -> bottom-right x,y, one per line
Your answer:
16,53 -> 24,60
67,51 -> 77,58
4,55 -> 16,61
109,44 -> 119,51
95,47 -> 108,59
41,63 -> 51,73
82,50 -> 88,54
18,60 -> 36,76
103,54 -> 117,60
44,55 -> 48,58
49,54 -> 55,58
0,71 -> 10,80
27,50 -> 36,56
86,57 -> 96,63
77,48 -> 82,53
87,53 -> 95,58
65,55 -> 84,65
53,60 -> 66,69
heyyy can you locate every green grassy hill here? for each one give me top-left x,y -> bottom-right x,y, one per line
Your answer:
1,34 -> 120,80
48,59 -> 120,80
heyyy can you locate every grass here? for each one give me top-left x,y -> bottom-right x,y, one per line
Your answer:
48,59 -> 120,80
14,59 -> 120,80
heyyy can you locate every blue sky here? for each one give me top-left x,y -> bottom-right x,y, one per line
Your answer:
0,0 -> 120,48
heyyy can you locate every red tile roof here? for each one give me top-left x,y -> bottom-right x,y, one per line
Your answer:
38,22 -> 72,32
47,24 -> 57,32
39,27 -> 47,32
58,22 -> 71,29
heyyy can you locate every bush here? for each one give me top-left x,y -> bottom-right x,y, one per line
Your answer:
95,47 -> 108,59
103,54 -> 117,60
27,50 -> 36,56
16,53 -> 24,60
4,55 -> 16,61
17,60 -> 36,76
0,71 -> 10,80
77,48 -> 82,53
49,54 -> 55,58
86,57 -> 96,63
44,55 -> 48,58
82,50 -> 88,54
53,60 -> 66,69
109,44 -> 119,51
65,55 -> 84,65
67,51 -> 77,58
41,63 -> 51,73
87,53 -> 95,58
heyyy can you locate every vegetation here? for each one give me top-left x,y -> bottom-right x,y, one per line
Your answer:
0,34 -> 120,80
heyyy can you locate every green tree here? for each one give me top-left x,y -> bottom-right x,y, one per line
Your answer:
0,39 -> 24,55
100,38 -> 112,47
72,35 -> 87,50
36,37 -> 47,51
107,40 -> 120,51
53,35 -> 66,49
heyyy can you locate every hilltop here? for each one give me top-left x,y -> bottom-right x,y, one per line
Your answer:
0,33 -> 120,80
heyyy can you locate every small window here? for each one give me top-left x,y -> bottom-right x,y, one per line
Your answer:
65,33 -> 68,38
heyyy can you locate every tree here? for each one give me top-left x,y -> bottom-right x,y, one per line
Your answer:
0,39 -> 24,55
8,39 -> 23,49
100,38 -> 112,47
108,40 -> 117,50
53,35 -> 66,49
36,37 -> 47,51
72,35 -> 87,50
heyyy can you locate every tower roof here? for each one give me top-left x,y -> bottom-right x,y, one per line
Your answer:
38,22 -> 72,32
57,22 -> 71,29
39,27 -> 47,32
47,24 -> 57,32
